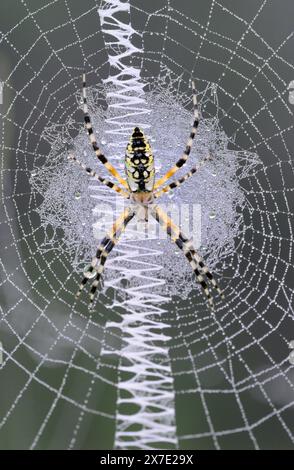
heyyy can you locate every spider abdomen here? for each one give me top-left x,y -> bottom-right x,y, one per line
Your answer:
125,127 -> 155,192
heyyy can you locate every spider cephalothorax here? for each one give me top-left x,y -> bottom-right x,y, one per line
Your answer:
68,73 -> 224,309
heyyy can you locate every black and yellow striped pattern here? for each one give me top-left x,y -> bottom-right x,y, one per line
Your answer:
68,152 -> 130,199
154,154 -> 212,199
76,207 -> 136,302
125,127 -> 155,192
151,205 -> 223,309
154,80 -> 200,190
82,73 -> 128,189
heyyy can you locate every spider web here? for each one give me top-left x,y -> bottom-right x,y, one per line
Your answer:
0,0 -> 294,450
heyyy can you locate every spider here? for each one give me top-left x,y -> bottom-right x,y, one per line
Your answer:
68,73 -> 224,309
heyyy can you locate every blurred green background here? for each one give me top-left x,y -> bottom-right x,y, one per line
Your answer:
0,0 -> 294,450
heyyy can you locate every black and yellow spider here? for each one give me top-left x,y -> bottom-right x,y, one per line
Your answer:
68,73 -> 224,309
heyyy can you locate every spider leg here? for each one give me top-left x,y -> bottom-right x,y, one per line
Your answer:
151,206 -> 213,309
89,207 -> 136,303
153,154 -> 212,199
151,205 -> 224,308
185,241 -> 224,299
75,235 -> 110,298
75,206 -> 136,301
82,73 -> 129,189
68,152 -> 130,199
153,80 -> 200,190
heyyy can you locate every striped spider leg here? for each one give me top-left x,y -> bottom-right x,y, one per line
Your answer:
153,153 -> 213,199
82,73 -> 128,189
76,206 -> 136,303
68,152 -> 130,199
150,204 -> 224,309
153,80 -> 200,190
185,243 -> 224,300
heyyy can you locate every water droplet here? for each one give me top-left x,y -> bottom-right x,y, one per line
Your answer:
289,340 -> 294,349
288,351 -> 294,365
31,170 -> 37,177
101,139 -> 107,145
209,211 -> 216,219
84,265 -> 97,279
211,172 -> 217,177
75,191 -> 81,200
